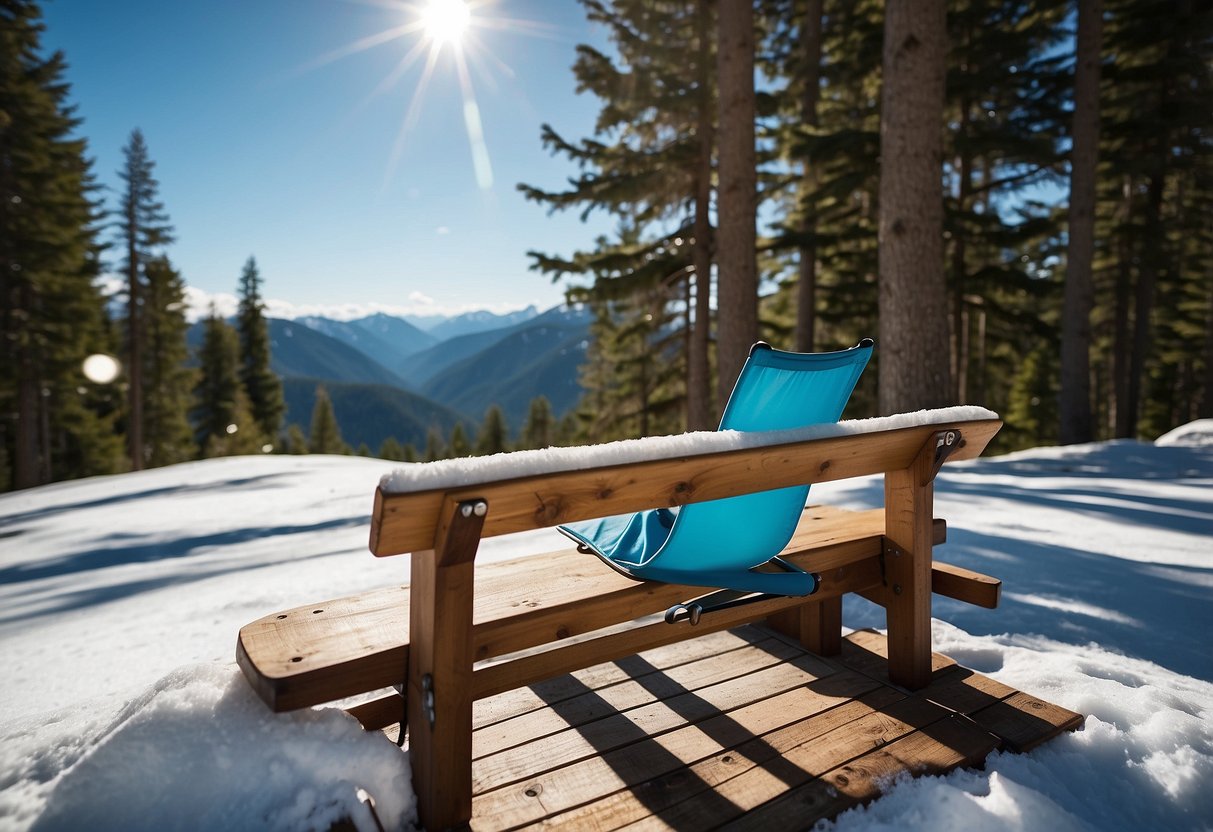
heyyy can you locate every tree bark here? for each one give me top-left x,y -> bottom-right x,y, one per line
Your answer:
877,0 -> 952,413
1059,0 -> 1102,444
715,0 -> 758,410
794,0 -> 824,353
687,0 -> 715,431
1112,176 -> 1133,436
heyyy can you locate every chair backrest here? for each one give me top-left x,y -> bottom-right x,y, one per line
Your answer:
639,340 -> 873,572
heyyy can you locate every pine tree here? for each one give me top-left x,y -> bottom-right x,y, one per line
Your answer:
877,0 -> 951,411
1059,0 -> 1103,443
308,386 -> 348,454
762,0 -> 883,368
191,308 -> 252,455
521,396 -> 555,450
520,0 -> 717,429
236,256 -> 283,441
449,423 -> 470,458
423,426 -> 445,461
476,405 -> 508,455
285,423 -> 308,454
142,256 -> 194,465
379,436 -> 406,461
203,387 -> 264,457
1,0 -> 120,489
1092,0 -> 1212,437
715,0 -> 759,410
117,128 -> 174,470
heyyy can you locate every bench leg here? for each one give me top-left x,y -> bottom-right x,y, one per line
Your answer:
883,434 -> 945,690
407,499 -> 485,831
768,598 -> 842,656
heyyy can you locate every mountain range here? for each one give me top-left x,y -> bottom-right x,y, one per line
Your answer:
189,304 -> 591,451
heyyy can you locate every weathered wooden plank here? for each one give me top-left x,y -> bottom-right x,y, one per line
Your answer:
473,636 -> 805,759
372,419 -> 1002,555
715,713 -> 1002,831
406,499 -> 483,832
469,669 -> 884,830
472,629 -> 770,731
932,561 -> 1002,608
530,687 -> 906,831
883,432 -> 940,689
837,628 -> 957,685
345,693 -> 404,732
240,508 -> 933,712
236,584 -> 408,713
916,665 -> 1018,716
968,690 -> 1084,752
620,694 -> 958,831
471,556 -> 884,700
473,649 -> 843,793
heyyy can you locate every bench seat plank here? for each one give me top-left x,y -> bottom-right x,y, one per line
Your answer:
238,507 -> 960,713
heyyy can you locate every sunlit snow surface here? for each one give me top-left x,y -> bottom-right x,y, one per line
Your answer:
1,429 -> 1210,831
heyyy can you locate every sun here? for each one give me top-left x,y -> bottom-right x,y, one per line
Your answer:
420,0 -> 471,49
299,0 -> 558,191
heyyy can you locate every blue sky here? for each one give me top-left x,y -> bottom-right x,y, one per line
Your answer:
41,0 -> 612,318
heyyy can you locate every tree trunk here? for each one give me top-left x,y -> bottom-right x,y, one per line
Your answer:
877,0 -> 952,413
1201,286 -> 1213,418
1059,0 -> 1102,444
794,0 -> 824,353
1127,170 -> 1165,437
687,0 -> 715,431
127,226 -> 143,470
1112,176 -> 1133,436
715,0 -> 758,410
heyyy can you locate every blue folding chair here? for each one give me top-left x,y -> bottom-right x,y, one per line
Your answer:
559,339 -> 874,621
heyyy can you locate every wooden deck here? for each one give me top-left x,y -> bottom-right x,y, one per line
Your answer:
393,625 -> 1081,830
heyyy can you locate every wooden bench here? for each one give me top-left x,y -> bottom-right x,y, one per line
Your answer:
237,409 -> 1003,830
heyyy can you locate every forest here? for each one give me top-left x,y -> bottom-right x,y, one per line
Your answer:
2,0 -> 1211,493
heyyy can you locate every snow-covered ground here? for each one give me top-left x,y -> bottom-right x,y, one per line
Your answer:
1,424 -> 1211,831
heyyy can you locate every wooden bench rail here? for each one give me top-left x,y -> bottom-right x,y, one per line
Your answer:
237,508 -> 1007,714
370,418 -> 1002,556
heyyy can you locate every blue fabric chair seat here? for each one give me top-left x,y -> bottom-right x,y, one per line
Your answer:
559,340 -> 874,597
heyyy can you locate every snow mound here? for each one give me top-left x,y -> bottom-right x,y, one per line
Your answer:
1155,420 -> 1213,448
11,665 -> 414,832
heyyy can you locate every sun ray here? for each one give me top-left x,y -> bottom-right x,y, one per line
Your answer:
385,42 -> 444,184
453,45 -> 493,190
296,22 -> 420,74
304,0 -> 565,192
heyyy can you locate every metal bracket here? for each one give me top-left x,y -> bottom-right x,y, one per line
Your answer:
924,429 -> 962,485
421,673 -> 436,728
880,539 -> 905,586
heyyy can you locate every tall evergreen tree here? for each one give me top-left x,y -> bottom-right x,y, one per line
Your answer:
141,256 -> 194,465
476,405 -> 508,456
235,255 -> 283,442
715,0 -> 759,410
190,307 -> 246,454
449,422 -> 470,458
308,386 -> 348,454
379,436 -> 407,461
1059,0 -> 1103,444
1,0 -> 120,490
117,127 -> 174,469
520,395 -> 555,450
520,0 -> 717,430
877,0 -> 951,411
1093,0 -> 1212,438
423,426 -> 445,461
